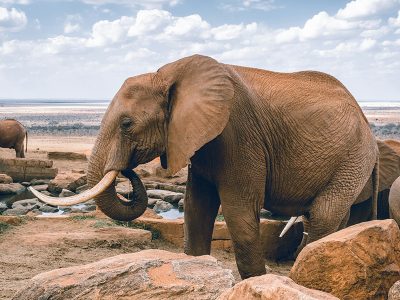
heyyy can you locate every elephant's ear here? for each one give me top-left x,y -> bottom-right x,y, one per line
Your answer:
157,55 -> 234,175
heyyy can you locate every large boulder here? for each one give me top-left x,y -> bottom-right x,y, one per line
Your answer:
0,183 -> 25,195
0,174 -> 13,184
14,249 -> 234,300
389,280 -> 400,300
290,220 -> 400,300
218,274 -> 339,300
47,172 -> 87,194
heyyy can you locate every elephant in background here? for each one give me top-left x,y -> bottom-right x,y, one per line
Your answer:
31,55 -> 378,279
389,175 -> 400,225
0,119 -> 28,158
348,139 -> 400,226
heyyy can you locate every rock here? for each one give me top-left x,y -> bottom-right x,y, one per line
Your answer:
178,198 -> 184,209
153,200 -> 173,213
31,184 -> 48,192
3,207 -> 30,216
389,280 -> 400,300
47,151 -> 87,161
147,189 -> 184,203
75,184 -> 88,194
12,198 -> 41,210
144,181 -> 159,189
21,182 -> 30,187
14,249 -> 234,300
135,167 -> 151,177
290,220 -> 400,300
0,183 -> 25,195
0,174 -> 13,184
218,274 -> 339,300
147,198 -> 158,207
41,191 -> 52,196
59,189 -> 75,197
39,205 -> 59,213
115,181 -> 133,198
30,179 -> 50,186
82,204 -> 96,212
71,169 -> 85,174
47,173 -> 87,194
157,182 -> 186,193
0,202 -> 8,213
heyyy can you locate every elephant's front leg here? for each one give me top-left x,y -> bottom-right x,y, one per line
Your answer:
184,168 -> 220,256
219,184 -> 266,279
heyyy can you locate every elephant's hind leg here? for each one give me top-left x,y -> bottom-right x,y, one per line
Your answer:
15,143 -> 25,158
305,167 -> 370,245
184,168 -> 220,256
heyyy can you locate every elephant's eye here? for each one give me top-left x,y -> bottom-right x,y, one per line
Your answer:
121,118 -> 133,130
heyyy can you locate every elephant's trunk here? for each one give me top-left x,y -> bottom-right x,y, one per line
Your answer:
87,139 -> 148,221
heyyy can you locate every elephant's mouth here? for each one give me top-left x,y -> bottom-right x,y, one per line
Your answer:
29,168 -> 141,207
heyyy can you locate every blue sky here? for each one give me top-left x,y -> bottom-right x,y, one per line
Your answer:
0,0 -> 399,101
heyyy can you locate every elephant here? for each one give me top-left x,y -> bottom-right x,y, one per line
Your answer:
389,175 -> 400,225
30,54 -> 379,279
347,139 -> 400,226
0,119 -> 28,158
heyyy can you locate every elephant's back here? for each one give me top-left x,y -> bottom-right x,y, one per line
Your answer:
0,119 -> 26,146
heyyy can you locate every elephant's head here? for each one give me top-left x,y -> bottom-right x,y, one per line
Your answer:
30,55 -> 234,221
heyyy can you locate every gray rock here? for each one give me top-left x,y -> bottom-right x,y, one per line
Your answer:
389,280 -> 400,300
30,179 -> 50,186
0,183 -> 25,195
147,198 -> 158,208
157,182 -> 186,193
12,198 -> 42,210
32,184 -> 48,192
82,205 -> 96,212
153,200 -> 173,213
144,181 -> 159,190
84,199 -> 96,206
3,207 -> 30,216
147,189 -> 184,203
76,184 -> 89,194
59,189 -> 75,197
0,202 -> 8,213
178,198 -> 184,210
39,205 -> 59,213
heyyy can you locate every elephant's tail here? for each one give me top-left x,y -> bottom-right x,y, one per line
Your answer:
25,131 -> 28,153
371,158 -> 379,220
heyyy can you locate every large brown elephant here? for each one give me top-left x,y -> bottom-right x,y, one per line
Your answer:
0,119 -> 28,158
348,139 -> 400,226
31,55 -> 378,279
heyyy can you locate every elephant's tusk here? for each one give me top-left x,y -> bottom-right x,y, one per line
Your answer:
29,170 -> 119,207
279,216 -> 299,238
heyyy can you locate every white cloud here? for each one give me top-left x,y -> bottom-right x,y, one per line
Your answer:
164,14 -> 210,37
86,16 -> 134,47
276,11 -> 362,43
127,9 -> 171,37
81,0 -> 181,9
211,23 -> 257,40
389,10 -> 400,27
64,22 -> 80,34
0,7 -> 27,32
222,0 -> 279,12
0,0 -> 30,4
337,0 -> 400,19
